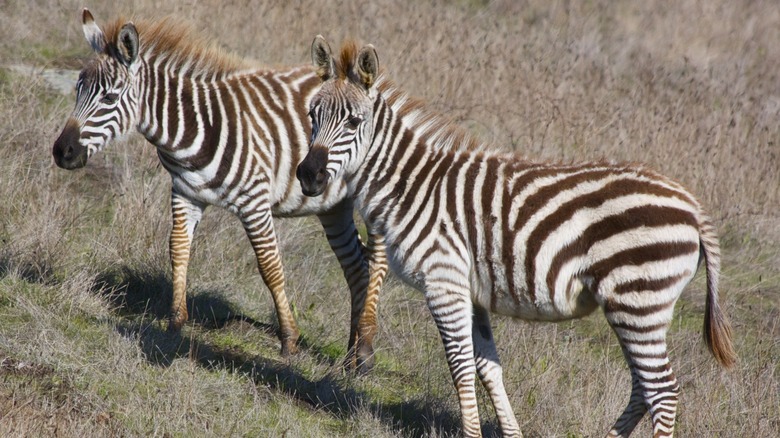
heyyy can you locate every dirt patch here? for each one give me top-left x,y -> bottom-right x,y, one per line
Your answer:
0,355 -> 55,378
4,64 -> 78,95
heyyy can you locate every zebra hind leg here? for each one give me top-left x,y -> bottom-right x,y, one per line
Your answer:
355,230 -> 387,373
603,299 -> 681,437
472,307 -> 522,437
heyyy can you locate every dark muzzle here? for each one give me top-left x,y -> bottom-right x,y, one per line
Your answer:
296,145 -> 330,197
52,119 -> 88,169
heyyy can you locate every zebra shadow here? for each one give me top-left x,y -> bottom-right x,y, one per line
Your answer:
99,265 -> 485,437
95,263 -> 352,367
115,318 -> 472,438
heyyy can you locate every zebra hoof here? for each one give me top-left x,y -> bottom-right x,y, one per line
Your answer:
280,337 -> 299,358
355,344 -> 375,374
167,315 -> 186,332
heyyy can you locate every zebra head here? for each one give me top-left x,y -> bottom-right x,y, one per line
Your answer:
297,36 -> 379,197
53,9 -> 141,170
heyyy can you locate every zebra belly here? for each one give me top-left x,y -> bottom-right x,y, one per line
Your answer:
171,175 -> 231,209
169,171 -> 347,217
385,242 -> 427,291
482,272 -> 598,322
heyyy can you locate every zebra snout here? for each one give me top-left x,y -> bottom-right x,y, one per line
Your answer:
52,119 -> 88,170
297,146 -> 330,197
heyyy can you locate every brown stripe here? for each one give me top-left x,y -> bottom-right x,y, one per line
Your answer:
462,157 -> 484,270
513,168 -> 617,232
189,81 -> 225,169
614,272 -> 689,295
603,298 -> 675,317
588,241 -> 700,293
610,320 -> 669,334
153,70 -> 166,144
167,74 -> 179,142
481,157 -> 500,294
444,153 -> 471,247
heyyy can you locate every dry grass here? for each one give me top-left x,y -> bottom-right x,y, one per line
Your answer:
1,0 -> 778,437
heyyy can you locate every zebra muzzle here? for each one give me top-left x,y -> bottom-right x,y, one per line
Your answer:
297,145 -> 330,197
52,119 -> 88,170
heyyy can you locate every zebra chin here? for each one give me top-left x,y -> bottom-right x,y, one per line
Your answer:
52,119 -> 89,170
297,173 -> 329,197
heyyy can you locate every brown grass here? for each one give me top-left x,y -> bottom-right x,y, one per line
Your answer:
1,0 -> 778,437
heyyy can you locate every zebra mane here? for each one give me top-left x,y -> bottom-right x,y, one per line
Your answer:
376,77 -> 486,153
333,39 -> 366,85
332,40 -> 483,153
100,16 -> 250,78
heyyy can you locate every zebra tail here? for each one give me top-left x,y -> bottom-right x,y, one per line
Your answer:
699,217 -> 737,368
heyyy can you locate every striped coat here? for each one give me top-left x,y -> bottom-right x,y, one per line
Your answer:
51,11 -> 387,370
296,37 -> 735,437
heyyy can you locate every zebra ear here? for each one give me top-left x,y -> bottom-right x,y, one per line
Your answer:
311,35 -> 335,81
355,45 -> 378,90
82,8 -> 106,53
116,23 -> 140,67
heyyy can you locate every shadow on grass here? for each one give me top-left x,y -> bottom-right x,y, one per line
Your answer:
115,317 -> 465,438
95,264 -> 473,437
0,250 -> 56,285
93,264 -> 272,328
93,264 -> 358,368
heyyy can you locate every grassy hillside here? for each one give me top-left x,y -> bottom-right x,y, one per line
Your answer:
1,0 -> 778,436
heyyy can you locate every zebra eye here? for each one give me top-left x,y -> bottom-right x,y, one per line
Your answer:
100,93 -> 119,104
346,115 -> 362,129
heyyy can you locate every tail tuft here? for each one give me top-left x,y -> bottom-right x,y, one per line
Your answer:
699,218 -> 737,368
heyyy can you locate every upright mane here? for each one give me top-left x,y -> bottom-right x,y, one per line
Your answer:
100,16 -> 250,78
376,77 -> 486,153
333,41 -> 485,153
332,39 -> 364,85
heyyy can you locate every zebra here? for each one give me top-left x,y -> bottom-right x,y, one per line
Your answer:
51,10 -> 388,371
296,36 -> 736,437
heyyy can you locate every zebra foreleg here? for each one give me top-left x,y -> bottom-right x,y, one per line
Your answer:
425,280 -> 482,437
168,192 -> 204,331
243,207 -> 299,357
472,307 -> 522,437
317,200 -> 384,372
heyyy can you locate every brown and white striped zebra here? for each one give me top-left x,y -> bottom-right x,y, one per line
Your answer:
51,10 -> 388,371
296,37 -> 736,437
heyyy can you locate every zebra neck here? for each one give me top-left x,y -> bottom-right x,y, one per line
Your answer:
135,60 -> 201,154
350,96 -> 454,229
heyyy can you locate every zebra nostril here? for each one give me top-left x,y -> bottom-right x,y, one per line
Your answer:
64,145 -> 74,159
316,168 -> 328,184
